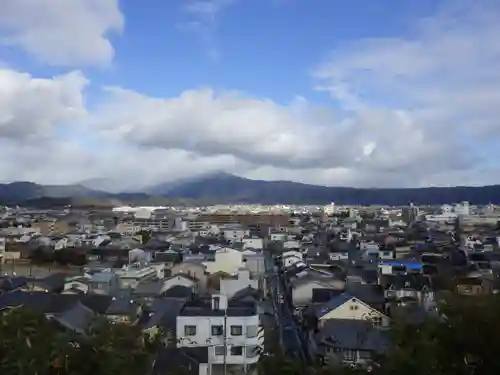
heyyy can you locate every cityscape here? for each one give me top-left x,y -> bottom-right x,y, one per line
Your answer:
1,0 -> 500,374
1,199 -> 499,374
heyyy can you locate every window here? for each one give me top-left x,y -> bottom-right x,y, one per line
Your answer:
184,325 -> 196,336
230,325 -> 243,336
215,346 -> 225,356
231,346 -> 243,356
211,325 -> 223,336
372,316 -> 383,327
349,305 -> 359,311
343,349 -> 356,362
213,296 -> 220,310
246,325 -> 258,338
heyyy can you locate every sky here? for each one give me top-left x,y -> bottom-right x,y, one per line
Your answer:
0,0 -> 500,190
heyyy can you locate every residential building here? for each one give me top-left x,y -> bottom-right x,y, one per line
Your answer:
316,294 -> 390,328
203,247 -> 245,276
176,294 -> 262,371
220,269 -> 258,299
115,263 -> 166,289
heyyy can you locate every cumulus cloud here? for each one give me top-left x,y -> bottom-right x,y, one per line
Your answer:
91,86 -> 460,188
0,69 -> 87,140
0,0 -> 123,66
314,0 -> 500,137
0,69 -> 90,184
1,0 -> 500,189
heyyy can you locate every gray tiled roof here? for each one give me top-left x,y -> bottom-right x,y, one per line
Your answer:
315,319 -> 389,353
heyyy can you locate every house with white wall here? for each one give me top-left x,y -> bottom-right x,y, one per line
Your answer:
269,232 -> 287,242
115,263 -> 166,289
220,268 -> 258,299
281,250 -> 303,268
242,237 -> 264,250
317,294 -> 390,328
222,227 -> 250,243
203,247 -> 244,276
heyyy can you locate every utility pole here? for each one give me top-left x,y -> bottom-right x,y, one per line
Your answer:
223,304 -> 228,375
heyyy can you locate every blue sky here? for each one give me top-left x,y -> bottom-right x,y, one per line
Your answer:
5,0 -> 440,101
0,0 -> 499,189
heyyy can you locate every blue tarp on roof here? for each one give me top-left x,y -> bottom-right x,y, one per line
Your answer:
379,260 -> 423,270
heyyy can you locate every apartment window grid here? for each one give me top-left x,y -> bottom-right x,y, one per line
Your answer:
184,325 -> 196,336
230,325 -> 243,336
211,325 -> 223,336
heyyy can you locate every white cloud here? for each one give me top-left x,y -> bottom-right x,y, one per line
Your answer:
179,0 -> 235,59
0,69 -> 87,140
0,0 -> 123,66
314,0 -> 500,138
1,0 -> 500,189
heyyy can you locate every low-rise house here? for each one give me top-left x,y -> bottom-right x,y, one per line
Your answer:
52,301 -> 95,335
345,283 -> 385,313
0,291 -> 80,317
290,268 -> 345,307
203,247 -> 245,276
281,250 -> 303,268
313,319 -> 388,367
242,252 -> 265,279
382,274 -> 433,304
455,276 -> 493,296
171,261 -> 208,292
0,275 -> 27,293
153,347 -> 209,375
269,232 -> 287,242
105,296 -> 142,323
64,270 -> 121,295
220,269 -> 258,299
26,273 -> 67,293
222,227 -> 250,243
134,274 -> 196,303
63,277 -> 90,295
315,293 -> 390,328
115,263 -> 166,289
241,237 -> 263,250
139,298 -> 187,341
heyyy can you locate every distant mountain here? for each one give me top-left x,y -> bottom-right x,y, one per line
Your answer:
0,181 -> 102,202
157,173 -> 500,205
78,178 -> 145,194
144,171 -> 233,195
0,181 -> 197,208
3,175 -> 500,206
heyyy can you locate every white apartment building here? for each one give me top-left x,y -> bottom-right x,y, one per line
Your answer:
114,263 -> 166,289
176,294 -> 262,371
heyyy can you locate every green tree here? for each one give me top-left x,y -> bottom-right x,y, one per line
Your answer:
0,307 -> 162,375
378,294 -> 500,375
0,307 -> 67,375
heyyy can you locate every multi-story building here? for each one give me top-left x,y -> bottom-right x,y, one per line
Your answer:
129,209 -> 177,232
176,294 -> 262,372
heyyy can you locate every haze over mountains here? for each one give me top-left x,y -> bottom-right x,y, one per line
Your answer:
1,173 -> 500,206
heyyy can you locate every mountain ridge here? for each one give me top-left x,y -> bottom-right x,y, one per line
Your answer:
2,174 -> 500,206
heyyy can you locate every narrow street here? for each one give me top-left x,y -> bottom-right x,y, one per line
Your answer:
264,252 -> 305,360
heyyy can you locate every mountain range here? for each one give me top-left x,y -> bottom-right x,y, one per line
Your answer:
1,173 -> 500,207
